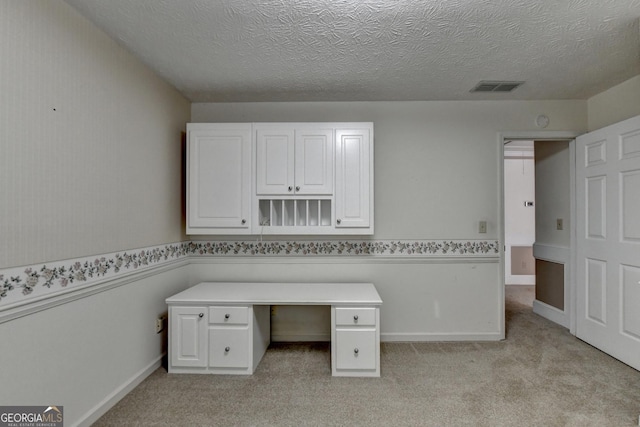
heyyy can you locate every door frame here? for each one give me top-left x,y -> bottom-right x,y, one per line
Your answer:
497,130 -> 581,338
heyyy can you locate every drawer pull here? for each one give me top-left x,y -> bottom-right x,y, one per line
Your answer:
354,348 -> 359,354
198,313 -> 204,318
225,347 -> 230,353
353,315 -> 359,321
224,313 -> 230,320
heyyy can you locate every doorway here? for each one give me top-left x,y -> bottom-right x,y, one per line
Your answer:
499,131 -> 579,338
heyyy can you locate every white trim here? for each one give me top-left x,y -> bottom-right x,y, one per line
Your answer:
74,354 -> 164,427
532,243 -> 570,263
0,259 -> 190,324
533,299 -> 569,328
381,332 -> 503,342
498,130 -> 580,339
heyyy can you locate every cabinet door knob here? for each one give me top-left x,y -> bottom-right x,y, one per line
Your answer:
241,219 -> 246,224
288,186 -> 293,192
337,219 -> 342,224
295,186 -> 300,191
224,313 -> 230,319
225,347 -> 230,352
353,315 -> 359,321
198,313 -> 204,318
354,348 -> 359,354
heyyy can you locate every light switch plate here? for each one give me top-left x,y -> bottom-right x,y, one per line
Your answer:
479,220 -> 487,233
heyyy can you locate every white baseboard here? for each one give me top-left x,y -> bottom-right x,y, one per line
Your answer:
533,299 -> 568,328
74,354 -> 164,427
381,332 -> 503,342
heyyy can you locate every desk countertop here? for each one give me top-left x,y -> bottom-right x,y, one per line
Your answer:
166,282 -> 382,306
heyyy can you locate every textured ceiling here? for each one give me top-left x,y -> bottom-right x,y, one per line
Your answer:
63,0 -> 640,102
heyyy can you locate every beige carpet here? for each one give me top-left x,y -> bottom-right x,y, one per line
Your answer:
95,286 -> 640,426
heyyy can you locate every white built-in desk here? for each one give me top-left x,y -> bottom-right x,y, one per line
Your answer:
166,282 -> 382,377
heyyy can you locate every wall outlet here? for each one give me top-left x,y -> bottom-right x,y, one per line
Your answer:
270,306 -> 277,316
478,220 -> 487,234
155,316 -> 165,334
556,218 -> 563,230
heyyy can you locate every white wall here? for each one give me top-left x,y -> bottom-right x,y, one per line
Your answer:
0,0 -> 190,269
504,143 -> 535,285
534,141 -> 571,247
588,75 -> 640,132
0,2 -> 190,426
193,101 -> 586,240
191,101 -> 586,341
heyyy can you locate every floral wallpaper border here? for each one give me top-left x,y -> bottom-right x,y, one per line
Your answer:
0,239 -> 499,307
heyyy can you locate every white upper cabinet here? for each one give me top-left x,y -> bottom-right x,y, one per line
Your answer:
256,125 -> 333,195
186,122 -> 373,235
335,127 -> 373,230
186,123 -> 252,234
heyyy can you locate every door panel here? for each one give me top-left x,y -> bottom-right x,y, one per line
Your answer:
576,114 -> 640,371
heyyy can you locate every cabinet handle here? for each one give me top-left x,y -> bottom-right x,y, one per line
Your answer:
353,315 -> 359,321
198,313 -> 204,318
225,347 -> 230,352
337,219 -> 342,224
241,219 -> 246,224
224,313 -> 230,319
288,186 -> 293,192
354,348 -> 359,354
295,186 -> 300,191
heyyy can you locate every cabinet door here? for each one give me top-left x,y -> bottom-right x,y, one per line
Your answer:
187,124 -> 252,233
335,128 -> 372,229
170,307 -> 207,368
256,127 -> 295,195
295,129 -> 334,194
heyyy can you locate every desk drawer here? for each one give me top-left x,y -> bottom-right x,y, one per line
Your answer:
209,306 -> 249,325
335,307 -> 376,326
335,329 -> 377,371
209,327 -> 250,369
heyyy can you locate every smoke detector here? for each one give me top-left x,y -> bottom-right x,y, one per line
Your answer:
470,81 -> 525,93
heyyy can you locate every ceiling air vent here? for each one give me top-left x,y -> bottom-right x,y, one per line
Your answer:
470,81 -> 524,93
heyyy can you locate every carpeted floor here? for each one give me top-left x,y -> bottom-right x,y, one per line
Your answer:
95,286 -> 640,426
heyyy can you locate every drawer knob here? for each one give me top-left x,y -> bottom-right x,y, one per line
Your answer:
224,313 -> 230,319
288,186 -> 293,192
241,219 -> 246,224
198,313 -> 204,318
353,315 -> 359,321
354,348 -> 359,354
225,347 -> 230,352
337,219 -> 342,224
295,186 -> 300,191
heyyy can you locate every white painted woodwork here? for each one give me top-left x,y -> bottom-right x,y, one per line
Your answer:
576,114 -> 640,371
256,125 -> 333,195
256,127 -> 295,195
188,122 -> 373,235
169,306 -> 208,368
295,128 -> 334,194
186,123 -> 252,234
335,127 -> 372,229
166,282 -> 382,377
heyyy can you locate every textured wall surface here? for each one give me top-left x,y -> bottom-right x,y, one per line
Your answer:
63,0 -> 640,102
0,1 -> 190,268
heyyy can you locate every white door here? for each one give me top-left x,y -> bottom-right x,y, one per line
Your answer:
187,124 -> 251,233
576,115 -> 640,371
256,127 -> 294,195
335,127 -> 372,229
294,128 -> 333,194
170,307 -> 207,368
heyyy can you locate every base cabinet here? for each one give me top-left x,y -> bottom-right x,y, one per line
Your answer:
332,307 -> 380,377
168,305 -> 270,375
167,283 -> 381,377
